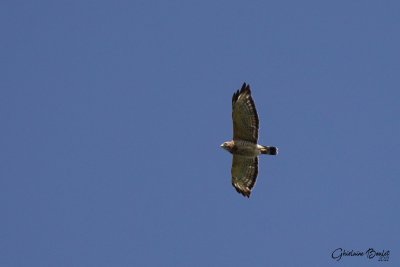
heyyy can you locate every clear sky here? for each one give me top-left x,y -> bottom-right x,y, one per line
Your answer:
1,1 -> 399,266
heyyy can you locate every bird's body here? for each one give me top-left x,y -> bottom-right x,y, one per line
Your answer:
222,140 -> 276,157
221,83 -> 278,197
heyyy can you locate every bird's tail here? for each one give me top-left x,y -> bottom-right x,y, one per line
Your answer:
260,146 -> 278,155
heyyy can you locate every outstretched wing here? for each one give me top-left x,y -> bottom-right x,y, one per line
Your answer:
231,155 -> 258,197
232,83 -> 259,143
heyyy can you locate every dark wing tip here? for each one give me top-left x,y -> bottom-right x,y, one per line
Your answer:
240,82 -> 251,94
232,90 -> 239,105
232,82 -> 251,105
240,189 -> 251,198
232,182 -> 252,198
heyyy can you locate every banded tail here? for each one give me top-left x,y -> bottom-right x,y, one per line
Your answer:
260,145 -> 278,155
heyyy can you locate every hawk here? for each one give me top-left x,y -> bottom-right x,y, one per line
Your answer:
221,83 -> 278,197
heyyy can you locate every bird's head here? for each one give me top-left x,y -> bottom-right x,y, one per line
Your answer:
220,141 -> 234,153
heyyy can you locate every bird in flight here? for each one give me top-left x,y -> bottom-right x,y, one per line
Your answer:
221,83 -> 278,197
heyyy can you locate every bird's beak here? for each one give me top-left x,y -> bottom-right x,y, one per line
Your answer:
220,143 -> 224,148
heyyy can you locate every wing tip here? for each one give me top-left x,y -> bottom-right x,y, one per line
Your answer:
239,188 -> 252,198
240,82 -> 251,94
232,82 -> 251,105
232,182 -> 252,198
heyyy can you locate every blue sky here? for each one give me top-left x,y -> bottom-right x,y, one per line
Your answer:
1,1 -> 399,266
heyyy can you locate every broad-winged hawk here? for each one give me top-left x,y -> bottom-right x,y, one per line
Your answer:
221,83 -> 278,197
